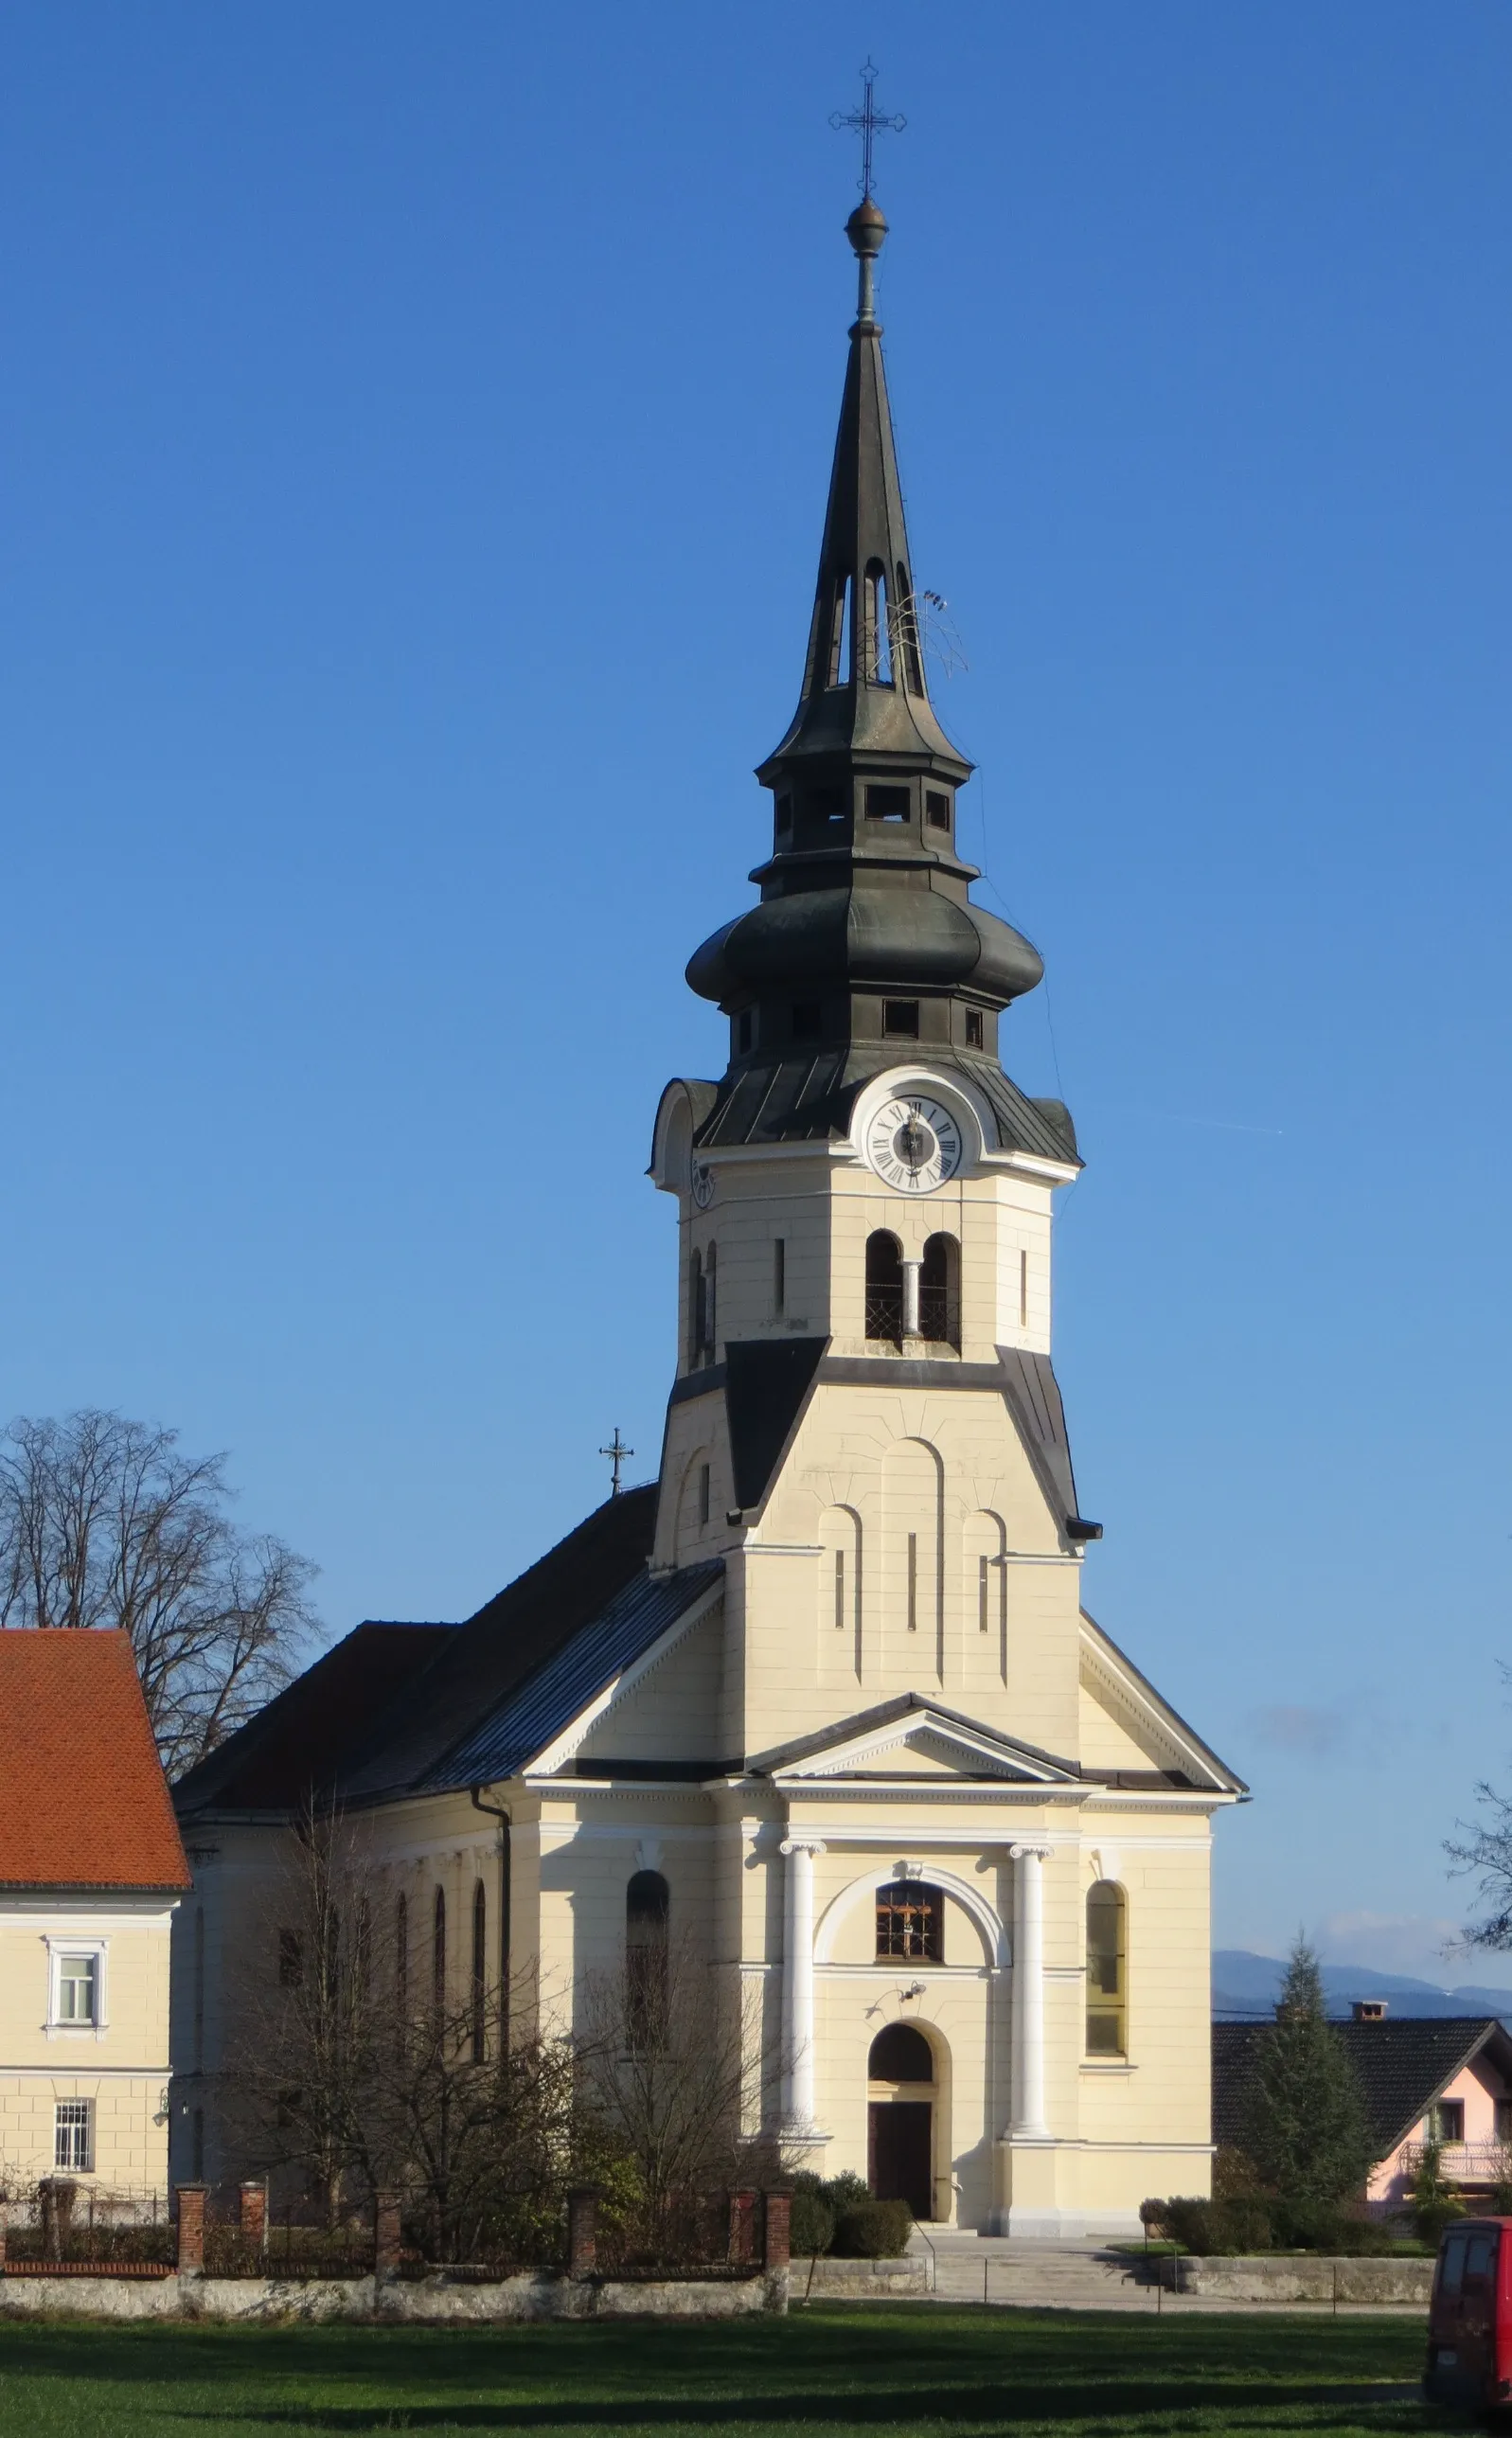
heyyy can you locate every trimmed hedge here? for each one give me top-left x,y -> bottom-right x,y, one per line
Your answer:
790,2172 -> 913,2260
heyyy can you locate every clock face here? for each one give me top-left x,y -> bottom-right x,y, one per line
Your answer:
863,1094 -> 964,1193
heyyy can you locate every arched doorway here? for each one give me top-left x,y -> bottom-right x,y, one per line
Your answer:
867,2021 -> 936,2220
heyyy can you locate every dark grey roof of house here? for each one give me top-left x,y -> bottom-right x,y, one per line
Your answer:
1213,2017 -> 1512,2159
429,1559 -> 724,1788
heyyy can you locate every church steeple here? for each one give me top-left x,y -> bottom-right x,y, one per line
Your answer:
761,197 -> 969,780
685,198 -> 1049,1118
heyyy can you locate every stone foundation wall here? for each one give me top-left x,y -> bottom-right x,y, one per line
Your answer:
1177,2255 -> 1433,2305
0,2269 -> 790,2322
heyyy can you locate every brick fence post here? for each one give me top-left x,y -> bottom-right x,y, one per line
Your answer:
175,2184 -> 208,2277
374,2189 -> 402,2282
762,2189 -> 792,2271
728,2188 -> 757,2266
238,2180 -> 267,2251
567,2187 -> 600,2280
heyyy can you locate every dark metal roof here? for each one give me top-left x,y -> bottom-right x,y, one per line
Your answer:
340,1486 -> 662,1801
1000,1348 -> 1100,1544
692,1046 -> 1077,1163
1213,2018 -> 1512,2160
429,1560 -> 724,1789
724,1339 -> 827,1511
174,1622 -> 458,1818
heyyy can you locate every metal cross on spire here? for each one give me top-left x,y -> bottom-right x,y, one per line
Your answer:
598,1427 -> 633,1498
829,59 -> 906,201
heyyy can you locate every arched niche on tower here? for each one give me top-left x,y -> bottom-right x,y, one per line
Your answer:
673,1444 -> 715,1563
963,1507 -> 1008,1683
817,1503 -> 863,1682
880,1436 -> 944,1680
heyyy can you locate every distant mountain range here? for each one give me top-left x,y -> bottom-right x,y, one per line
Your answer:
1213,1949 -> 1512,2024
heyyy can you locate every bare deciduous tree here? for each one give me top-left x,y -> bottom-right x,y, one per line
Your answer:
576,1931 -> 772,2264
224,1811 -> 580,2264
0,1409 -> 318,1776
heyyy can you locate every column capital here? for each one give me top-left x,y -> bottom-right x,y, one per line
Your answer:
1009,1842 -> 1052,1862
780,1835 -> 827,1858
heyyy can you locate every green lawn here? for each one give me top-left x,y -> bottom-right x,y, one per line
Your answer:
0,2305 -> 1453,2437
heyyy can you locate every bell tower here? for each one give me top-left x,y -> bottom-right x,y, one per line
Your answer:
649,190 -> 1099,1761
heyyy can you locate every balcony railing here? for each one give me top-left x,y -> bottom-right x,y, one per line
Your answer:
1398,2141 -> 1512,2183
864,1289 -> 960,1348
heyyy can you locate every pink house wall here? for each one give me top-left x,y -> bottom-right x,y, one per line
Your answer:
1367,2052 -> 1510,2209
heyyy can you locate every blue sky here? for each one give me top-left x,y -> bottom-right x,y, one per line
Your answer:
2,2 -> 1508,1982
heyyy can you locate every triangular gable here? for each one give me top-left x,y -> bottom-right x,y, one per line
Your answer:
760,1695 -> 1080,1787
1079,1611 -> 1247,1796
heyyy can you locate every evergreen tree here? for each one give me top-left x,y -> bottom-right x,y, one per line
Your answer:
1244,1936 -> 1374,2205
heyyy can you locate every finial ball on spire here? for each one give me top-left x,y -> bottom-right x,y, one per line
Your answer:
845,198 -> 888,260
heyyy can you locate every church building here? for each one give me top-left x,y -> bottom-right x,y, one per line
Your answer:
172,189 -> 1244,2237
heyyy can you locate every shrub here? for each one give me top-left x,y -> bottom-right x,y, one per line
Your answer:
831,2196 -> 914,2258
1148,2195 -> 1272,2256
789,2180 -> 835,2258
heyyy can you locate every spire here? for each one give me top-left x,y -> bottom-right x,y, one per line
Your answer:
685,187 -> 1047,1112
759,200 -> 969,781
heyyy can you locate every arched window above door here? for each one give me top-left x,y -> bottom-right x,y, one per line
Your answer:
868,2021 -> 934,2082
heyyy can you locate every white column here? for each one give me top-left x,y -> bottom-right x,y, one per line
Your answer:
780,1834 -> 826,2129
1010,1843 -> 1051,2138
901,1259 -> 921,1338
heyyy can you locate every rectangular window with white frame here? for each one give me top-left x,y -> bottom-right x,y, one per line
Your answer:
47,1938 -> 107,2034
54,2099 -> 93,2171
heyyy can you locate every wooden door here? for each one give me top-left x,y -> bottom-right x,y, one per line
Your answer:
868,2100 -> 933,2220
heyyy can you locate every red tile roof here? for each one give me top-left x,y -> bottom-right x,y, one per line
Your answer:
0,1630 -> 191,1890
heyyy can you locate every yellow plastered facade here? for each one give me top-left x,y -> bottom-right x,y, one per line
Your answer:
175,1072 -> 1238,2234
0,1897 -> 176,2200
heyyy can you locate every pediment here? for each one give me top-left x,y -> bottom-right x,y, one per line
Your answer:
765,1699 -> 1079,1787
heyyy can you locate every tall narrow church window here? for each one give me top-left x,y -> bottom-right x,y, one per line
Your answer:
471,1880 -> 487,2062
919,1234 -> 960,1348
865,1232 -> 903,1345
1019,1249 -> 1029,1330
433,1886 -> 447,2021
698,1463 -> 710,1526
876,1882 -> 943,1963
833,1547 -> 845,1630
979,1554 -> 990,1634
703,1243 -> 717,1361
906,1532 -> 918,1631
626,1869 -> 669,2050
688,1249 -> 703,1367
925,790 -> 951,829
1086,1883 -> 1128,2056
774,1237 -> 786,1315
193,1906 -> 205,2069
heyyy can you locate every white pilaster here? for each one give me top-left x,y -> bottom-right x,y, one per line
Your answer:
1009,1842 -> 1051,2139
779,1833 -> 826,2131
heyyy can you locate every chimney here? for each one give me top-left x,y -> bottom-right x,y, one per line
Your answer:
1352,2000 -> 1388,2022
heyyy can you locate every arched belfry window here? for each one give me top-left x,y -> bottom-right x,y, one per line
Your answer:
865,1232 -> 903,1346
896,561 -> 924,694
875,1881 -> 943,1964
827,574 -> 852,686
627,1869 -> 669,2048
920,1234 -> 960,1349
863,561 -> 893,685
1086,1882 -> 1127,2056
